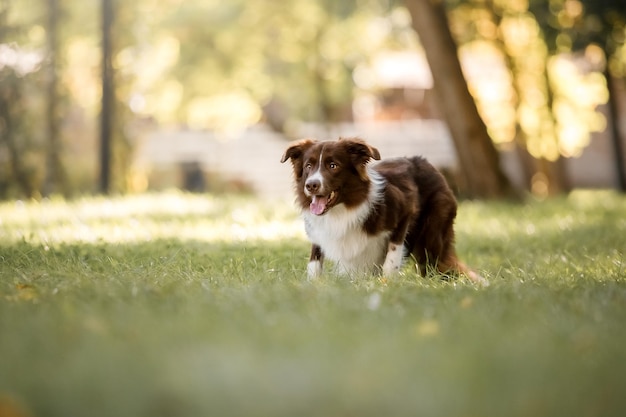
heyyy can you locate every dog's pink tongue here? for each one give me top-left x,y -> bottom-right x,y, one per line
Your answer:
310,195 -> 328,215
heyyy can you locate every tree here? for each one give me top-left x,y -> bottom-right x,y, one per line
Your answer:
486,0 -> 572,196
444,0 -> 621,195
0,68 -> 36,198
529,0 -> 626,192
0,1 -> 40,199
404,0 -> 517,199
582,0 -> 626,192
158,0 -> 379,131
605,64 -> 626,192
100,0 -> 114,194
43,0 -> 66,197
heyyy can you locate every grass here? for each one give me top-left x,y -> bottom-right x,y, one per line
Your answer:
0,190 -> 625,417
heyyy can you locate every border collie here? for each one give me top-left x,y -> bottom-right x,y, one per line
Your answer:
281,137 -> 487,285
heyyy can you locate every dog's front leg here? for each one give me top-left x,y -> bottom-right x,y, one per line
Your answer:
382,241 -> 405,276
307,244 -> 324,279
382,218 -> 411,276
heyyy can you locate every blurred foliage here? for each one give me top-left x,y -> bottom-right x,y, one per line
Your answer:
0,0 -> 624,198
119,0 -> 415,132
449,0 -> 624,161
0,1 -> 45,198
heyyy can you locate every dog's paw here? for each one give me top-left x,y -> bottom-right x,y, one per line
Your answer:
382,262 -> 401,276
467,270 -> 490,287
307,260 -> 322,280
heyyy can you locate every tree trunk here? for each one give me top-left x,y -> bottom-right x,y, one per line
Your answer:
605,66 -> 626,192
0,75 -> 36,198
44,0 -> 64,197
100,0 -> 114,194
405,0 -> 517,199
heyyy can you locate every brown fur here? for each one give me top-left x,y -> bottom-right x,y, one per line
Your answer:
282,137 -> 485,284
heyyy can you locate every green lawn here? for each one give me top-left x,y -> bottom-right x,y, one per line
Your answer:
1,191 -> 625,417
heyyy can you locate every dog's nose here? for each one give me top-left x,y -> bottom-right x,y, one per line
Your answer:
306,179 -> 320,193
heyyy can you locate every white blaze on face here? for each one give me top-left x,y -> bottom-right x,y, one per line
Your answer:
304,147 -> 325,196
306,146 -> 330,215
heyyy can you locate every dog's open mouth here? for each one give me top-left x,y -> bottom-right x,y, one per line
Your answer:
310,191 -> 338,216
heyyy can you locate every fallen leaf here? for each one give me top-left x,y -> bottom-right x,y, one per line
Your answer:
415,319 -> 440,337
460,296 -> 473,309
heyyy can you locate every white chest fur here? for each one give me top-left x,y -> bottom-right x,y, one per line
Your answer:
301,167 -> 389,277
304,205 -> 390,275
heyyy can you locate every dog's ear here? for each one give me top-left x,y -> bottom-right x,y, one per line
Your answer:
340,138 -> 380,181
342,137 -> 380,162
281,139 -> 317,180
281,139 -> 316,163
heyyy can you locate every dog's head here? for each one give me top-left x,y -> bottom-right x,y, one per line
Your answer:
281,137 -> 381,215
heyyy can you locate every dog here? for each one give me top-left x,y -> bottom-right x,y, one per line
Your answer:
281,137 -> 487,285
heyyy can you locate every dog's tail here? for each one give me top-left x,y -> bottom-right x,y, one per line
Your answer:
455,261 -> 490,287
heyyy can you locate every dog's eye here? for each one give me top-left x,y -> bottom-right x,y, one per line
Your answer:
329,162 -> 337,169
305,162 -> 312,170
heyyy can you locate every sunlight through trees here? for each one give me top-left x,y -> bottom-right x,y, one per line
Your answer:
0,0 -> 624,198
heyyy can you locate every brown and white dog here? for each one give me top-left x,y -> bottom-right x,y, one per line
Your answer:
281,137 -> 487,285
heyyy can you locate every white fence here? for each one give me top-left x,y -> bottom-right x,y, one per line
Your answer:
136,120 -> 458,197
135,120 -> 622,196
